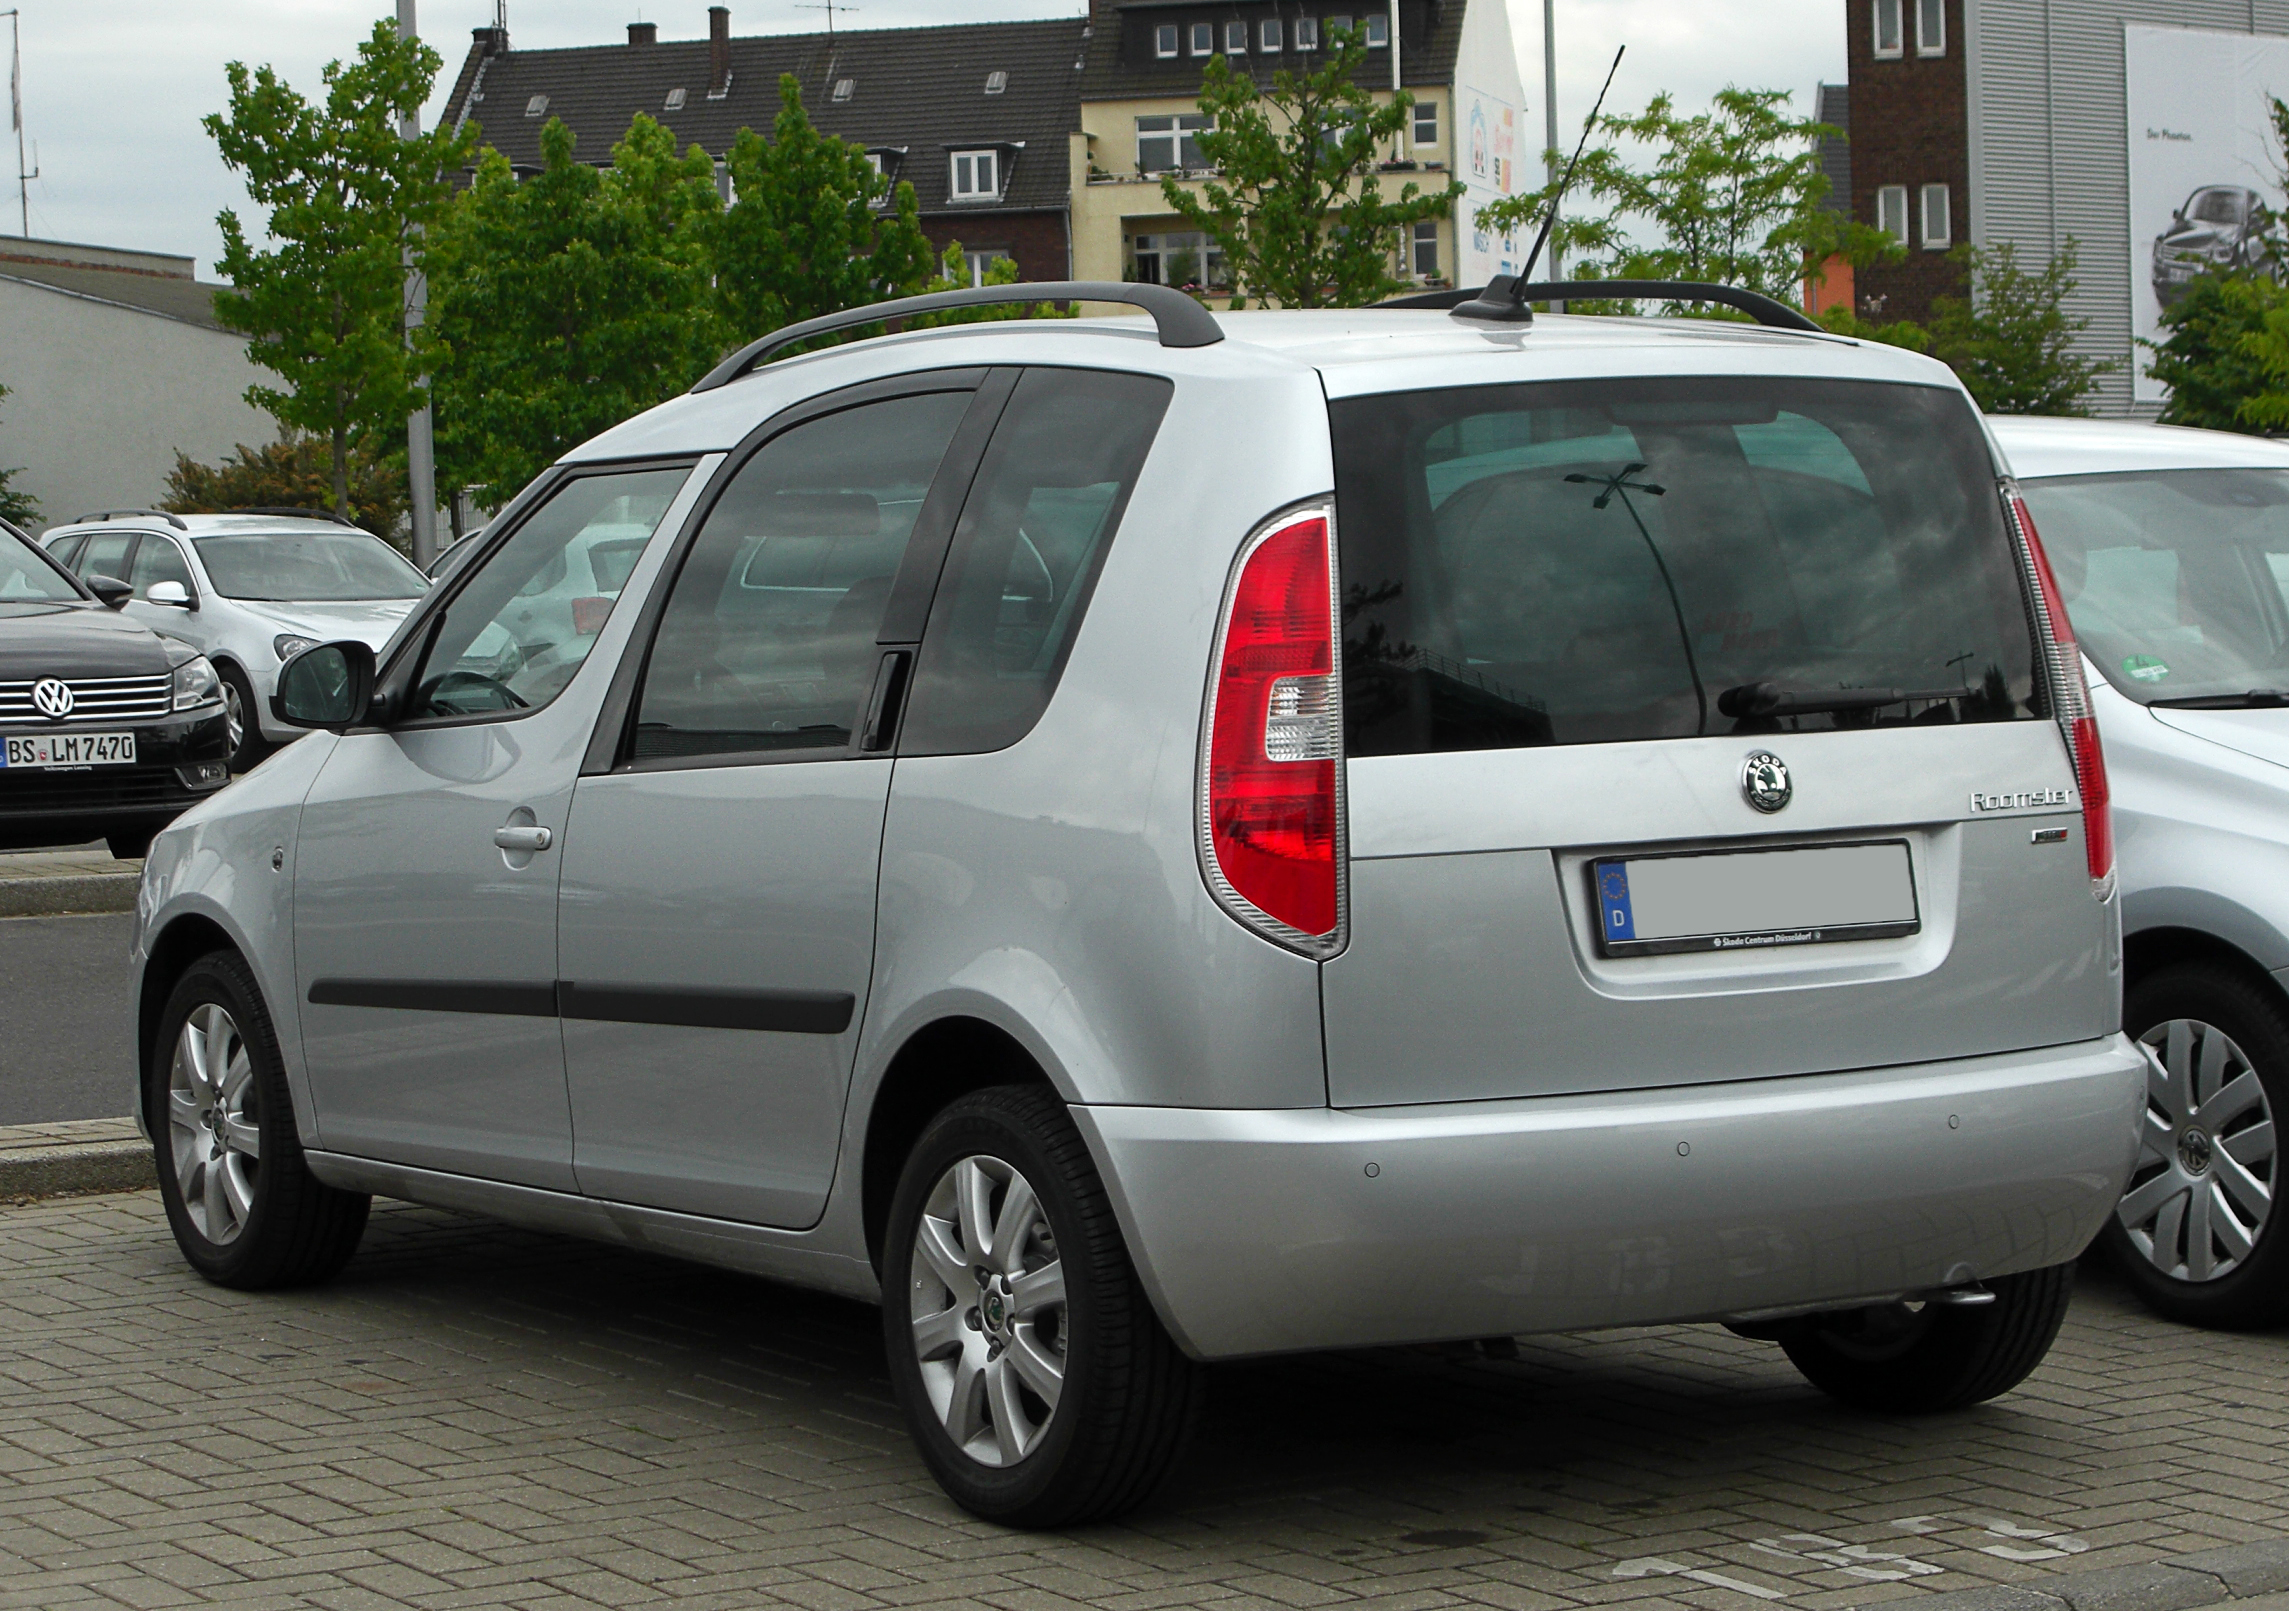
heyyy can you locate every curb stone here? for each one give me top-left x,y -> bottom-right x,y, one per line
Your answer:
0,1117 -> 153,1198
0,870 -> 138,917
1850,1544 -> 2289,1611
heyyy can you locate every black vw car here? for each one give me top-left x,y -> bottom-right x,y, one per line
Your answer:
0,516 -> 232,858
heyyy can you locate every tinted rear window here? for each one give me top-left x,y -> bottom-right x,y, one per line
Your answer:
1331,376 -> 2038,754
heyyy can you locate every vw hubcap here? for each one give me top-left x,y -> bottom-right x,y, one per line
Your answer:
908,1155 -> 1067,1468
2120,1019 -> 2276,1283
167,1003 -> 261,1245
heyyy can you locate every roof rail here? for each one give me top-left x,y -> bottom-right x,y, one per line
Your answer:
76,508 -> 190,530
692,280 -> 1224,393
1384,277 -> 1822,333
226,506 -> 357,526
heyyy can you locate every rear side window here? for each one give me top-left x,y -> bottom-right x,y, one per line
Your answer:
75,532 -> 137,585
900,368 -> 1172,755
1331,376 -> 2037,754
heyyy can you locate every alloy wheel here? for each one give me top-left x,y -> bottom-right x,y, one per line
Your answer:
2118,1019 -> 2276,1282
167,1003 -> 261,1244
908,1154 -> 1067,1468
221,678 -> 245,753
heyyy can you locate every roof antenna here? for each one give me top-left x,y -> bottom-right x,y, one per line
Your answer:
1451,44 -> 1624,325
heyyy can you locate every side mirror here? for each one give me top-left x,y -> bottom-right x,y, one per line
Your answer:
85,573 -> 131,609
272,640 -> 377,731
147,580 -> 195,609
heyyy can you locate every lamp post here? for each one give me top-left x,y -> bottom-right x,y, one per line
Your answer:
397,0 -> 438,569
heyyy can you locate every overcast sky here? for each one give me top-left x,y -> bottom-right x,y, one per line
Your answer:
3,0 -> 1845,278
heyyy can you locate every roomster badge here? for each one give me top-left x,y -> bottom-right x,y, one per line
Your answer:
1741,751 -> 1792,813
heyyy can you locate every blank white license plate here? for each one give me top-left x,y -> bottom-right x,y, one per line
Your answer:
1591,840 -> 1919,957
1,732 -> 137,769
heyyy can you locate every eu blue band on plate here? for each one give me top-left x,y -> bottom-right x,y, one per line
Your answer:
1595,860 -> 1635,941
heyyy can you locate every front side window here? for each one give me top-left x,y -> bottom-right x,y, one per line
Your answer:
631,391 -> 974,762
1332,377 -> 2037,753
1877,184 -> 1909,244
0,525 -> 79,602
1191,21 -> 1213,54
2018,468 -> 2289,706
1874,0 -> 1903,55
1916,0 -> 1945,54
128,534 -> 195,600
1137,113 -> 1213,173
1155,23 -> 1178,57
194,531 -> 426,602
951,148 -> 1000,199
1921,182 -> 1951,249
409,466 -> 691,720
901,369 -> 1173,755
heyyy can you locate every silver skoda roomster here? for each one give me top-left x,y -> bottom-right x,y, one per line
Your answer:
128,282 -> 2144,1525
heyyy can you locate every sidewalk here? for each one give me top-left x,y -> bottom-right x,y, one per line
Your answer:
0,844 -> 141,918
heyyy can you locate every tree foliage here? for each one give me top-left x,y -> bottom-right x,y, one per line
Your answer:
205,20 -> 475,518
1480,87 -> 1895,308
427,114 -> 723,503
1160,22 -> 1462,308
0,383 -> 37,528
906,240 -> 1080,328
162,435 -> 408,542
2141,271 -> 2286,433
714,75 -> 935,347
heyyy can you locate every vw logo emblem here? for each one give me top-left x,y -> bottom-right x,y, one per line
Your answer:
1741,750 -> 1792,813
30,678 -> 73,721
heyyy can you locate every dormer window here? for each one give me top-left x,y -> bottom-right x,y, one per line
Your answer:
524,94 -> 549,117
950,148 -> 1002,201
985,70 -> 1007,94
832,78 -> 855,101
1155,24 -> 1178,58
1365,13 -> 1389,46
1261,19 -> 1284,51
1190,22 -> 1213,55
1295,17 -> 1318,49
1226,21 -> 1248,53
664,87 -> 687,110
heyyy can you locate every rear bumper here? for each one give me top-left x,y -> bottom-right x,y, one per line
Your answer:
1074,1036 -> 2146,1360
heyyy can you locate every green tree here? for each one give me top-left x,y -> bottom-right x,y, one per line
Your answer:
1160,22 -> 1462,308
0,383 -> 38,528
1481,87 -> 1895,309
205,19 -> 476,519
908,240 -> 1078,327
427,114 -> 723,504
2141,272 -> 2286,432
713,75 -> 935,348
162,436 -> 407,542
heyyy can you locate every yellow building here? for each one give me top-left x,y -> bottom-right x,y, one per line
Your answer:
1070,1 -> 1529,298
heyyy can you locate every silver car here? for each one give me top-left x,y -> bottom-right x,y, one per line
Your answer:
129,286 -> 2144,1525
1994,415 -> 2289,1328
42,510 -> 429,770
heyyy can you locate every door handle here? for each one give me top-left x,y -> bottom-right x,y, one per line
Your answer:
494,824 -> 554,853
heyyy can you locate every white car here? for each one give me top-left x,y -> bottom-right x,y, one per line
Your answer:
43,510 -> 429,769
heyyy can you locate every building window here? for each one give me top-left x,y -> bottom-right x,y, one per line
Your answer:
963,248 -> 1009,286
1155,23 -> 1178,57
1916,0 -> 1944,55
984,70 -> 1007,94
1365,13 -> 1389,46
664,86 -> 687,111
1412,219 -> 1439,278
1296,17 -> 1319,49
832,78 -> 855,102
1261,18 -> 1283,51
1137,113 -> 1214,174
1920,183 -> 1951,249
1877,184 -> 1909,244
1226,20 -> 1248,52
1328,15 -> 1354,42
950,149 -> 1001,200
1413,99 -> 1437,146
524,94 -> 549,117
1131,230 -> 1227,289
1191,21 -> 1213,55
1873,0 -> 1903,57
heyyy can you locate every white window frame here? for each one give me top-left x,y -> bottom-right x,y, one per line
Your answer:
1226,20 -> 1248,53
1412,98 -> 1437,147
1877,184 -> 1909,244
1155,23 -> 1178,58
1365,13 -> 1389,46
1873,0 -> 1903,58
1920,183 -> 1951,249
831,78 -> 855,102
1295,17 -> 1319,49
1411,219 -> 1439,278
984,70 -> 1007,95
664,86 -> 687,111
962,248 -> 1006,287
1916,0 -> 1944,55
1190,21 -> 1214,55
1328,15 -> 1354,43
1261,18 -> 1283,51
1136,113 -> 1214,175
950,148 -> 1001,202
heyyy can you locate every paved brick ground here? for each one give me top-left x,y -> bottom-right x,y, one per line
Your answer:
1,1190 -> 2283,1611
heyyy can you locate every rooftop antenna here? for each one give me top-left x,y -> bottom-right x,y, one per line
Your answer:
3,10 -> 36,237
795,1 -> 857,43
1450,44 -> 1623,324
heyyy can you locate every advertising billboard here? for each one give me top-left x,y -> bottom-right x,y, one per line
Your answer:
2125,24 -> 2289,402
1461,83 -> 1522,286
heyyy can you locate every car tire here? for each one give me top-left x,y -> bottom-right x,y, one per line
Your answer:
881,1085 -> 1201,1526
217,662 -> 270,773
150,950 -> 369,1290
1776,1262 -> 2076,1412
2098,963 -> 2289,1328
105,822 -> 162,860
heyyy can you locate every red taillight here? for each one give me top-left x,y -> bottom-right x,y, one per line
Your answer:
1198,505 -> 1343,953
2008,490 -> 2115,892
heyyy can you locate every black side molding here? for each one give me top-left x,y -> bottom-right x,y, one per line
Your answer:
558,982 -> 855,1036
307,979 -> 559,1017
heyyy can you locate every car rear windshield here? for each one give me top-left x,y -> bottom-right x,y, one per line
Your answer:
1330,375 -> 2038,754
194,531 -> 428,601
2017,467 -> 2289,704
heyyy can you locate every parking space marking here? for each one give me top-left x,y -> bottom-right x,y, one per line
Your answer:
1613,1555 -> 1793,1599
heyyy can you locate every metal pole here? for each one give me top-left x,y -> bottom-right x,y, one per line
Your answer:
1390,0 -> 1404,158
1543,0 -> 1562,291
7,11 -> 31,237
397,0 -> 437,568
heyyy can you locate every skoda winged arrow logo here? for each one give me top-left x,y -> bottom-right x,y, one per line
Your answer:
30,678 -> 73,721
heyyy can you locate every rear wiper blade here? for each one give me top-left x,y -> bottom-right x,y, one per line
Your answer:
2149,689 -> 2289,708
1717,680 -> 1971,718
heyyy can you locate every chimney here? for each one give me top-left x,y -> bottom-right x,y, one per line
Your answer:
628,21 -> 657,44
472,22 -> 508,55
707,7 -> 732,98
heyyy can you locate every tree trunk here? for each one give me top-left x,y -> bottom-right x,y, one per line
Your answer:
331,417 -> 350,522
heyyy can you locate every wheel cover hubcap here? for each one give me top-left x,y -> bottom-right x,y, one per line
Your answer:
167,1002 -> 261,1245
2120,1019 -> 2276,1283
908,1154 -> 1066,1468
